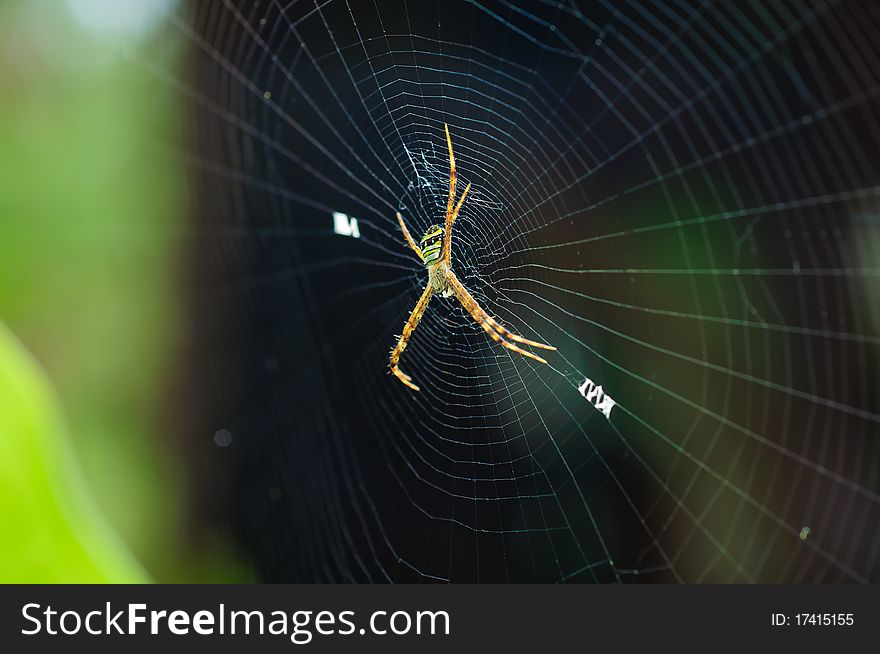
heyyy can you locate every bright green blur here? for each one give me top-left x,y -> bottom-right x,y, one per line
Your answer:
0,322 -> 147,582
0,2 -> 245,582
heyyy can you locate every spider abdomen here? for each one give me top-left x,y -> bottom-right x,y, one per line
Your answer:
420,225 -> 444,265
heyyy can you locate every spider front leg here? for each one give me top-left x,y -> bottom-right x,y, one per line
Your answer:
389,284 -> 434,391
447,272 -> 556,363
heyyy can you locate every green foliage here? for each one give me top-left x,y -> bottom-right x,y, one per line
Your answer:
0,322 -> 147,582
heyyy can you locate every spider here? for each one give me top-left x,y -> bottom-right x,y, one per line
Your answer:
389,124 -> 556,391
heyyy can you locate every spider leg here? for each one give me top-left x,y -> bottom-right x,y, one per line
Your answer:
447,272 -> 555,364
444,123 -> 457,223
442,123 -> 467,264
483,306 -> 556,351
389,284 -> 434,391
444,182 -> 471,265
449,272 -> 555,350
396,212 -> 423,262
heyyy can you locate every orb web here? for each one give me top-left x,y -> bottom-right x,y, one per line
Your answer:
154,0 -> 880,582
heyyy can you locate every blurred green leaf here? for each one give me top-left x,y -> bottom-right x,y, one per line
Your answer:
0,322 -> 148,582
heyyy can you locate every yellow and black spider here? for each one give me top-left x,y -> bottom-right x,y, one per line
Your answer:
390,124 -> 556,391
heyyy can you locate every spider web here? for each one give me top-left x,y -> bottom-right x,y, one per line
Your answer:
157,0 -> 880,582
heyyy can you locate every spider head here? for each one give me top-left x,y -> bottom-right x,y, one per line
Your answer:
420,225 -> 444,265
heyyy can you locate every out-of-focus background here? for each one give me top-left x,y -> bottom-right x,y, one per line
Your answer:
0,0 -> 245,582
